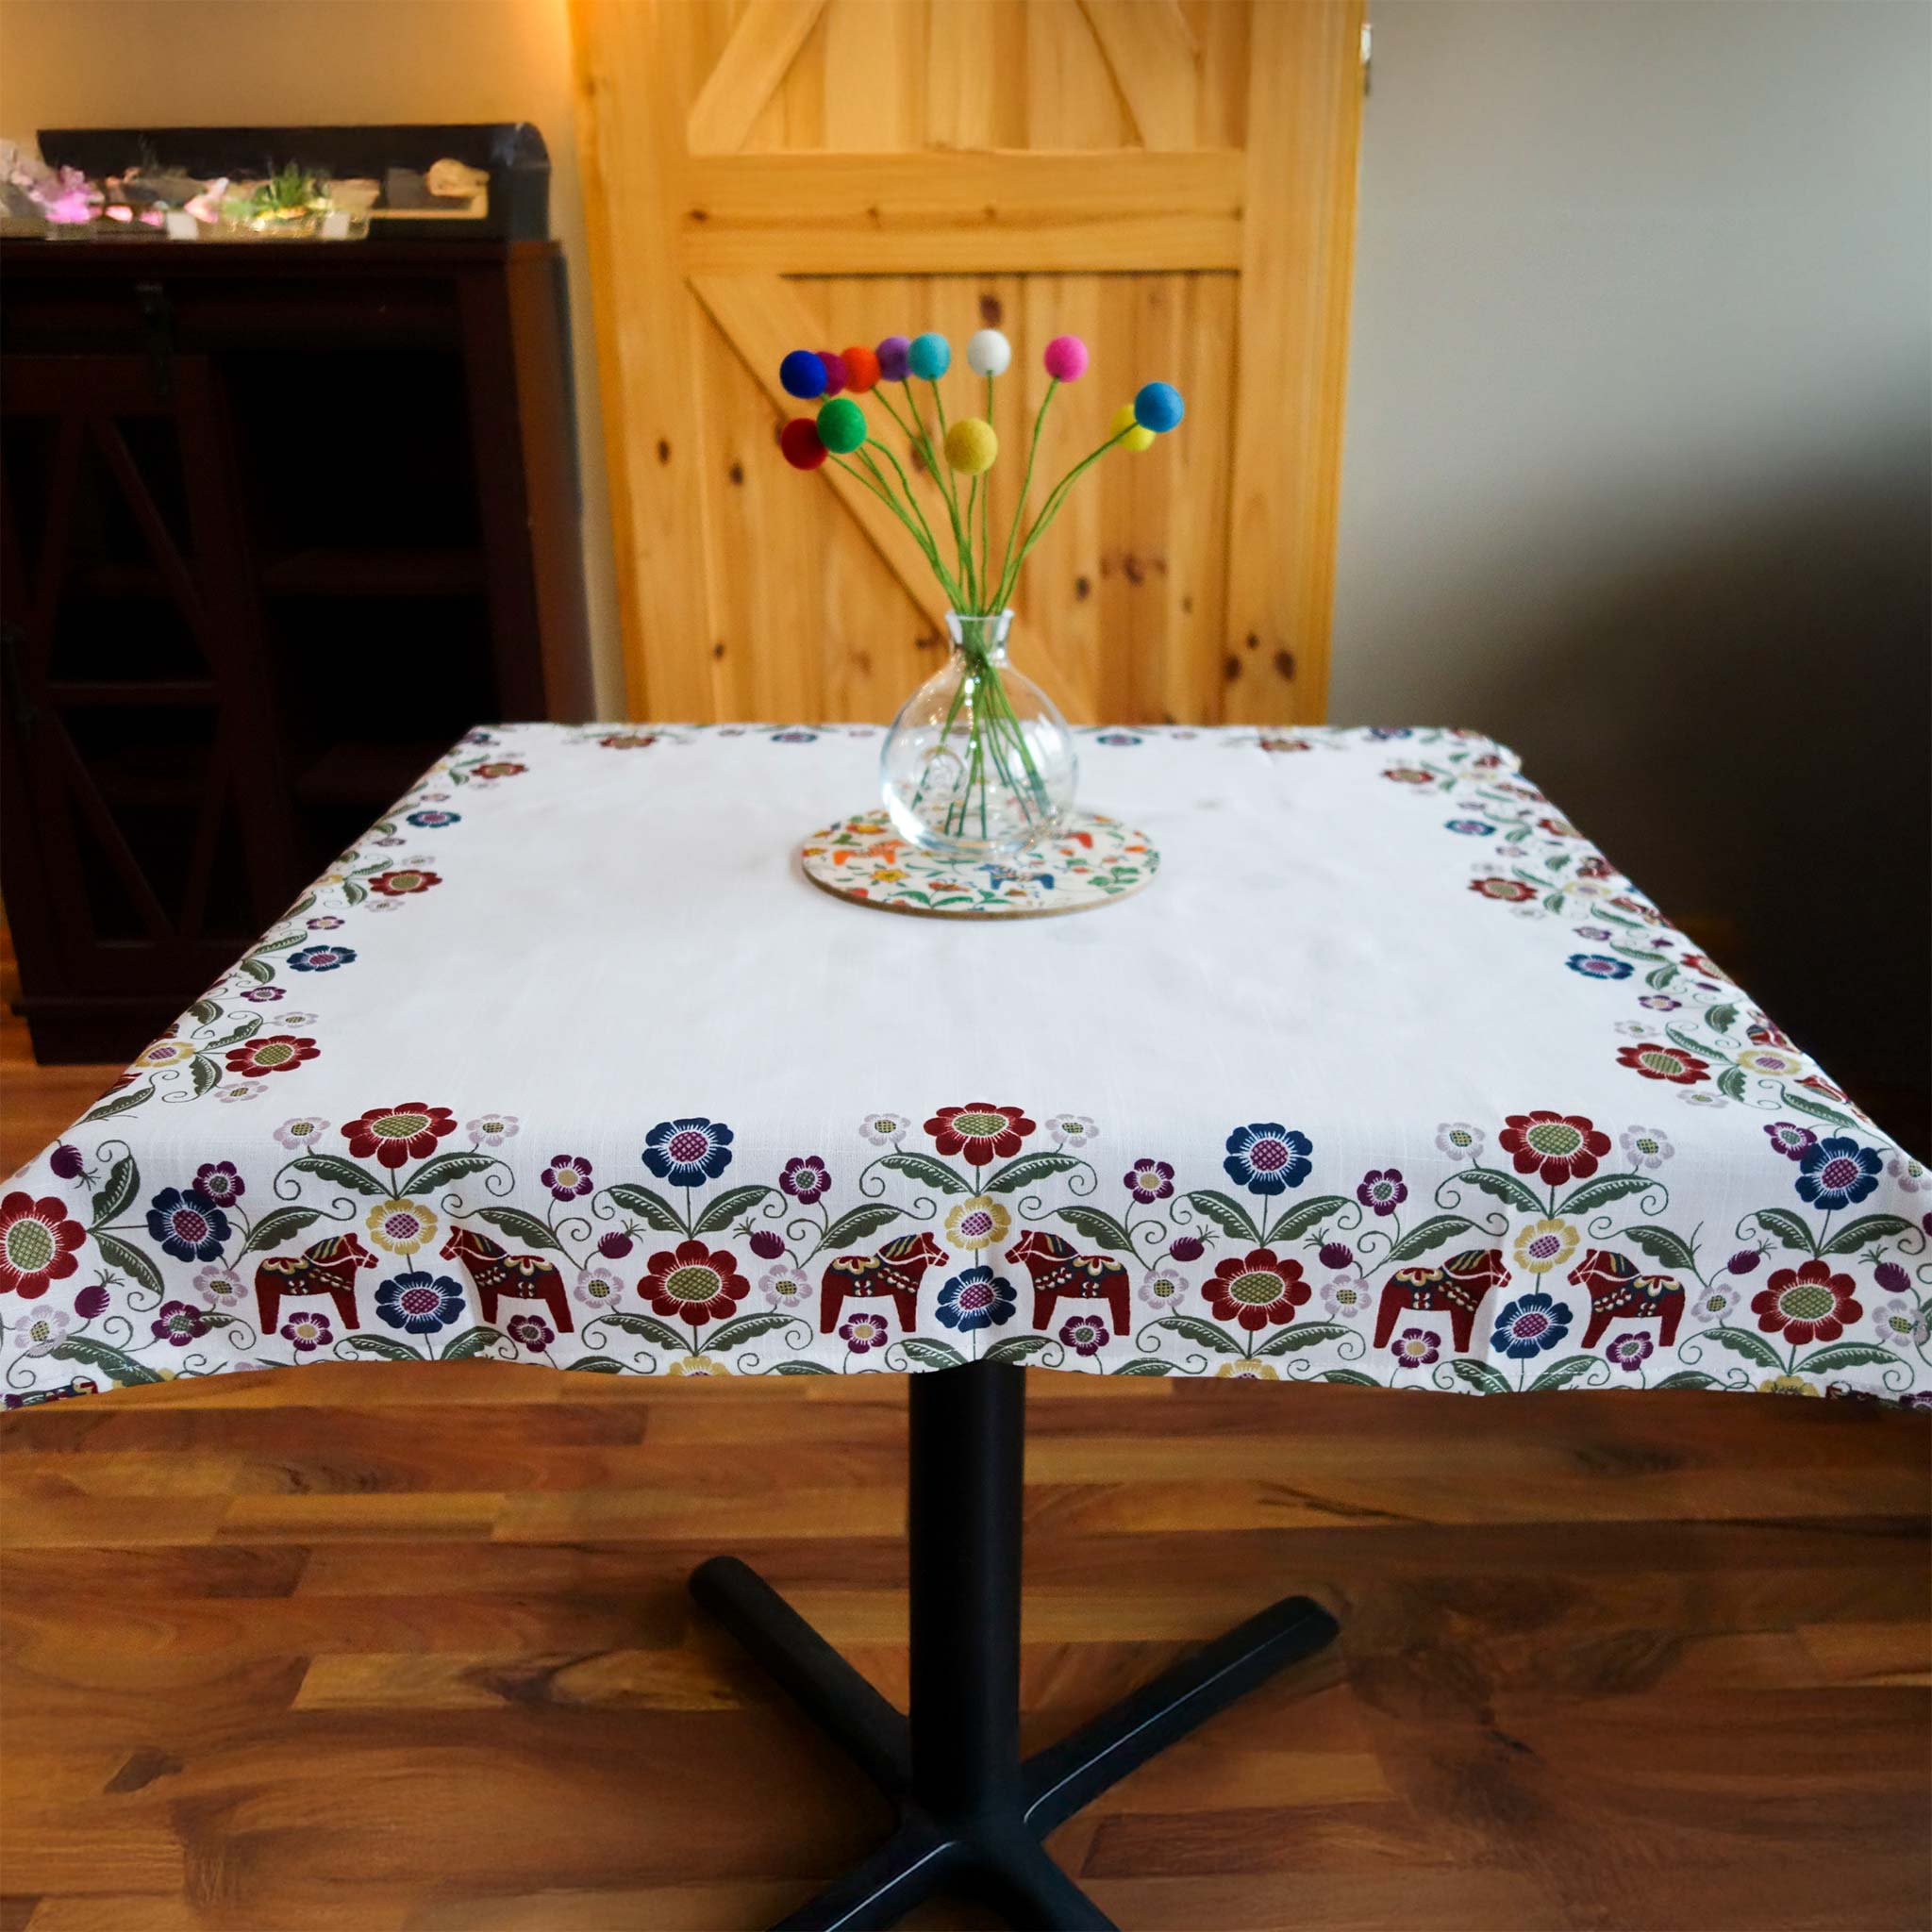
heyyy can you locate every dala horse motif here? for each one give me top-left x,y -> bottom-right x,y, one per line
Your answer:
1567,1248 -> 1685,1348
1372,1248 -> 1510,1352
441,1227 -> 574,1334
821,1232 -> 946,1335
1006,1231 -> 1131,1338
255,1233 -> 376,1334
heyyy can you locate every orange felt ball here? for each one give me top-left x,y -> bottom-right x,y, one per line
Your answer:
841,344 -> 881,393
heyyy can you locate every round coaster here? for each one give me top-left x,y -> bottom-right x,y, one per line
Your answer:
800,810 -> 1159,919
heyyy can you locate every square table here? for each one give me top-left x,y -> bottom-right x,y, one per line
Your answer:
5,722 -> 1925,1929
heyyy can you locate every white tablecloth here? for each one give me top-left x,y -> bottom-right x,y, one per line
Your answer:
6,724 -> 1926,1404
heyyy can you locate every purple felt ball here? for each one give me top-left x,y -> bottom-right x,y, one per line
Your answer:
818,350 -> 848,397
876,335 -> 912,382
1042,335 -> 1088,381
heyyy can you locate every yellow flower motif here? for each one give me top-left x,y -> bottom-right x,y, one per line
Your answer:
668,1354 -> 727,1377
1214,1361 -> 1280,1380
945,1195 -> 1011,1252
1736,1047 -> 1804,1076
871,867 -> 907,883
136,1038 -> 196,1069
1758,1374 -> 1819,1398
366,1197 -> 439,1256
1512,1216 -> 1580,1275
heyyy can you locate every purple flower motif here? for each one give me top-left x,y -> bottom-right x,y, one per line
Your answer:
1391,1327 -> 1441,1368
193,1160 -> 245,1208
242,987 -> 285,1003
1059,1313 -> 1110,1357
1124,1158 -> 1174,1203
48,1144 -> 86,1181
780,1156 -> 831,1204
1322,1274 -> 1373,1322
273,1116 -> 328,1151
840,1311 -> 890,1354
1319,1241 -> 1354,1271
541,1155 -> 594,1201
307,915 -> 345,931
1874,1261 -> 1911,1295
1574,925 -> 1613,941
748,1229 -> 786,1260
1727,1249 -> 1763,1275
152,1300 -> 210,1347
508,1313 -> 556,1352
280,1310 -> 334,1353
1357,1169 -> 1407,1216
1692,1282 -> 1739,1324
1606,1331 -> 1654,1373
1169,1235 -> 1206,1262
1639,995 -> 1681,1011
1763,1121 -> 1817,1162
74,1283 -> 111,1320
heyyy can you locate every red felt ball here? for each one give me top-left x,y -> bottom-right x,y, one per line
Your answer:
818,351 -> 849,397
841,343 -> 880,392
780,417 -> 827,470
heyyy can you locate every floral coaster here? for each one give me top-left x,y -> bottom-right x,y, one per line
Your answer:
800,810 -> 1158,919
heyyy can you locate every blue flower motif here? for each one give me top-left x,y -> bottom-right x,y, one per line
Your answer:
144,1186 -> 231,1262
770,728 -> 818,743
936,1265 -> 1017,1333
643,1117 -> 736,1187
1223,1123 -> 1313,1196
980,863 -> 1053,891
408,809 -> 460,828
1565,953 -> 1632,981
288,944 -> 358,973
375,1270 -> 466,1335
1793,1136 -> 1882,1211
1445,819 -> 1495,836
1367,725 -> 1412,740
1095,731 -> 1142,747
1491,1291 -> 1572,1360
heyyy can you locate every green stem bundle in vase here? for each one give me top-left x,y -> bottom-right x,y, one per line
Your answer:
777,328 -> 1185,858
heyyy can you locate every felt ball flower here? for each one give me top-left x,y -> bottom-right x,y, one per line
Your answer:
1133,381 -> 1184,432
876,335 -> 911,381
943,418 -> 997,473
642,1118 -> 735,1187
1042,334 -> 1088,381
779,349 -> 827,399
816,350 -> 849,396
966,328 -> 1011,376
841,343 -> 880,392
908,332 -> 951,379
1110,402 -> 1156,452
818,396 -> 868,454
780,418 -> 827,471
937,1264 -> 1017,1333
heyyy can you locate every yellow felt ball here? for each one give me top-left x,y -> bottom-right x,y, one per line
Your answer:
1111,403 -> 1156,453
944,417 -> 998,474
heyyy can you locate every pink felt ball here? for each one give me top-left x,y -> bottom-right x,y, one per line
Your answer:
818,351 -> 849,397
1042,335 -> 1089,381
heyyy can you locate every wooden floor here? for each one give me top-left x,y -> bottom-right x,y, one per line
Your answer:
3,1026 -> 1929,1931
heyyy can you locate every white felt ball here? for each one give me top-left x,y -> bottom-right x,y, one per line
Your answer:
966,328 -> 1012,377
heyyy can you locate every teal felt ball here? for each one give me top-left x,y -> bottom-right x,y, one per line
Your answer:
780,350 -> 828,399
1133,381 -> 1184,433
817,396 -> 868,454
908,332 -> 951,380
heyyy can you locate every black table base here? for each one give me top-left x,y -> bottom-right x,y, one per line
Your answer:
690,1361 -> 1341,1930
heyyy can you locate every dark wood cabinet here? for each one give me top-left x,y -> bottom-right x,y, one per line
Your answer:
0,240 -> 590,1062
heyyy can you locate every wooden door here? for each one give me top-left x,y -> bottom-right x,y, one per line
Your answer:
573,0 -> 1363,726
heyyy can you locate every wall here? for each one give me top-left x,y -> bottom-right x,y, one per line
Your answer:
1331,0 -> 1932,1142
0,0 -> 624,714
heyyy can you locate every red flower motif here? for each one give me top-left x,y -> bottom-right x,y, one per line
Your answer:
225,1035 -> 320,1079
1616,1042 -> 1708,1085
1498,1110 -> 1610,1186
368,869 -> 441,897
1799,1074 -> 1846,1103
640,1239 -> 748,1328
473,761 -> 526,780
924,1103 -> 1036,1167
1752,1259 -> 1861,1346
1469,876 -> 1537,904
1679,952 -> 1724,978
1202,1248 -> 1310,1332
341,1102 -> 458,1170
0,1192 -> 85,1300
1382,768 -> 1435,785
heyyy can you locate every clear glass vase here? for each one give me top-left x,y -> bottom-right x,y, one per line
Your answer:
880,611 -> 1078,858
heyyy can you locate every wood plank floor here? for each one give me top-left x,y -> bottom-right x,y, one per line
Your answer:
3,1019 -> 1928,1930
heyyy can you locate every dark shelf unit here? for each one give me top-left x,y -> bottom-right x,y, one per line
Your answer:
0,239 -> 591,1062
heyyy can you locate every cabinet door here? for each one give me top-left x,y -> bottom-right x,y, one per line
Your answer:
0,354 -> 292,1058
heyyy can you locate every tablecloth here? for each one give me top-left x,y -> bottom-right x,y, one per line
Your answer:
5,724 -> 1926,1406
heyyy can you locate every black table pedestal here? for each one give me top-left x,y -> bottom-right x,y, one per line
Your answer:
691,1362 -> 1340,1930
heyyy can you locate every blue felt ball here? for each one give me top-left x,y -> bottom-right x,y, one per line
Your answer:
908,332 -> 951,380
1133,381 -> 1185,433
780,350 -> 828,400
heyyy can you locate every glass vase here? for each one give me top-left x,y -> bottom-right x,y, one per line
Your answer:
880,611 -> 1078,858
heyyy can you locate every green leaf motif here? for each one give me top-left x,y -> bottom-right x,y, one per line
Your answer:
1112,1357 -> 1176,1376
475,1206 -> 563,1252
48,1335 -> 162,1386
603,1184 -> 686,1233
1558,1174 -> 1658,1217
983,1334 -> 1055,1365
237,955 -> 275,984
90,1157 -> 139,1228
290,1153 -> 389,1196
440,1325 -> 509,1361
1053,1205 -> 1137,1255
1645,963 -> 1678,991
1705,1003 -> 1739,1035
400,1151 -> 499,1198
705,1310 -> 801,1353
1455,1167 -> 1543,1215
815,1203 -> 904,1251
694,1184 -> 779,1235
1449,1357 -> 1512,1396
1527,1353 -> 1599,1391
1254,1320 -> 1351,1357
898,1337 -> 968,1370
1796,1341 -> 1903,1374
591,1309 -> 691,1351
343,1334 -> 425,1362
1621,1224 -> 1697,1270
1153,1314 -> 1242,1356
1821,1214 -> 1915,1257
1181,1191 -> 1261,1243
1385,1214 -> 1475,1263
190,1056 -> 222,1098
1703,1324 -> 1784,1370
199,1015 -> 262,1053
1748,1208 -> 1813,1253
986,1150 -> 1083,1194
1321,1368 -> 1379,1386
1777,1084 -> 1858,1131
94,1232 -> 163,1295
566,1355 -> 627,1374
81,1082 -> 155,1124
1265,1194 -> 1352,1243
185,996 -> 221,1026
1716,1066 -> 1747,1102
878,1151 -> 972,1195
771,1359 -> 834,1374
243,1206 -> 323,1255
1653,1369 -> 1717,1390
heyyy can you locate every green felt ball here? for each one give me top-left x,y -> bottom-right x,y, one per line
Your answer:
817,396 -> 868,454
